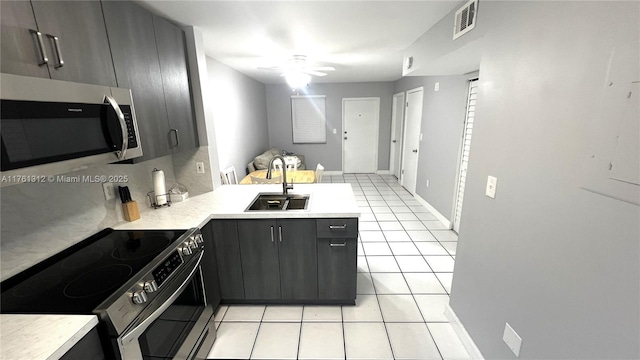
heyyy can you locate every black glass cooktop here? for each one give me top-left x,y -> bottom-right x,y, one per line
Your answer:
0,228 -> 186,314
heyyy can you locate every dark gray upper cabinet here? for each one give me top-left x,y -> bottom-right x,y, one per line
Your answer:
1,0 -> 51,78
101,0 -> 170,162
153,15 -> 198,152
30,0 -> 116,86
1,0 -> 116,86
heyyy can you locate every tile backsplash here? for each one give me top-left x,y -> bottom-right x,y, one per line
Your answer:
0,149 -> 213,281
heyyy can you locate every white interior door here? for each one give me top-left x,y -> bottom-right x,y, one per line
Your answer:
343,98 -> 380,173
401,88 -> 423,194
453,79 -> 479,233
390,92 -> 405,179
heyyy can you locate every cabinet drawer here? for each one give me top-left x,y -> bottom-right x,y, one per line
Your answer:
316,218 -> 358,238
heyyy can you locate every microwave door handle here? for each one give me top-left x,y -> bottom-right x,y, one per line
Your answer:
119,252 -> 203,346
103,95 -> 128,160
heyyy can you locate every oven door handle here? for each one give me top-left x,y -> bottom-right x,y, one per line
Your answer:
119,252 -> 203,346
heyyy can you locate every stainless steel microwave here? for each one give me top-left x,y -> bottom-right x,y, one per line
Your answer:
0,74 -> 143,178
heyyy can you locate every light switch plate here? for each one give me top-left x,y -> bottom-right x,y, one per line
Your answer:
503,322 -> 522,357
196,162 -> 205,174
102,182 -> 115,201
435,82 -> 440,92
486,176 -> 497,198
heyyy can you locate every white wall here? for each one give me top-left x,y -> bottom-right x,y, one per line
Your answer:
206,57 -> 270,176
394,75 -> 470,219
265,82 -> 394,171
412,2 -> 640,359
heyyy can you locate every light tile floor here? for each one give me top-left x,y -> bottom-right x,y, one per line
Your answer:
207,174 -> 471,359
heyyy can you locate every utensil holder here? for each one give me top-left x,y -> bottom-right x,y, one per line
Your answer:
122,201 -> 140,221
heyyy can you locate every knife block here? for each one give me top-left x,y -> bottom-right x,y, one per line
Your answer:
122,201 -> 140,221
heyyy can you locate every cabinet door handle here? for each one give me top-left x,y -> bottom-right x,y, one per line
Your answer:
329,224 -> 347,229
170,128 -> 180,147
270,226 -> 275,243
330,242 -> 347,247
46,34 -> 64,68
278,226 -> 283,243
29,29 -> 48,65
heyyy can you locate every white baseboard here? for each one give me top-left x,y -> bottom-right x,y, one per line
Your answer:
324,171 -> 343,176
444,304 -> 485,360
375,170 -> 390,175
414,195 -> 453,229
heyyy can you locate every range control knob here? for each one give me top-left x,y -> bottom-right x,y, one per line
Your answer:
131,290 -> 147,304
194,233 -> 204,244
143,280 -> 158,293
180,244 -> 193,256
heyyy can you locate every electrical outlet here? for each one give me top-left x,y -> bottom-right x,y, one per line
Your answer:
102,182 -> 115,201
434,82 -> 440,92
196,161 -> 205,174
333,128 -> 337,134
426,180 -> 430,187
503,322 -> 522,357
486,176 -> 497,198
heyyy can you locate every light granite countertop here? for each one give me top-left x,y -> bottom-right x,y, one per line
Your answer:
0,314 -> 98,360
0,183 -> 359,359
113,183 -> 360,230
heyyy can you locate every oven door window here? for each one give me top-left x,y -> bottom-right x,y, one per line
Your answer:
137,273 -> 205,359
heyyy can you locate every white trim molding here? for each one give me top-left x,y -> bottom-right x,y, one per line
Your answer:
415,194 -> 453,229
376,170 -> 390,175
324,171 -> 343,176
445,304 -> 485,360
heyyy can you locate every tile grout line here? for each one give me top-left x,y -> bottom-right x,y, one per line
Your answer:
246,306 -> 267,359
381,175 -> 447,360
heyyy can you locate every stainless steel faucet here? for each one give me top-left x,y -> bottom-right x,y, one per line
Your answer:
266,155 -> 293,195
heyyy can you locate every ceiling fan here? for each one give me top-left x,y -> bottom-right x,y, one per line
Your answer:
258,55 -> 335,85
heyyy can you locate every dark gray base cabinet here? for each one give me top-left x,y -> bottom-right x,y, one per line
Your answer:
204,218 -> 357,304
316,218 -> 358,302
207,220 -> 245,300
238,219 -> 318,301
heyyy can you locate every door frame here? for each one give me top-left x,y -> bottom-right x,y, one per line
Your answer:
342,97 -> 380,173
400,87 -> 423,194
390,92 -> 405,179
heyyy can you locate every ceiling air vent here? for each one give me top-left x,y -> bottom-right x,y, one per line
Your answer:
453,0 -> 478,40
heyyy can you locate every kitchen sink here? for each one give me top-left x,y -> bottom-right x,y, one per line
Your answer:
245,193 -> 310,211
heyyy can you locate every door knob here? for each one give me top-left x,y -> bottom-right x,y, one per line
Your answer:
412,149 -> 418,153
344,137 -> 348,140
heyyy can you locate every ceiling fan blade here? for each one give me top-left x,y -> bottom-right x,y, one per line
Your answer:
303,70 -> 328,77
309,66 -> 335,71
257,66 -> 283,71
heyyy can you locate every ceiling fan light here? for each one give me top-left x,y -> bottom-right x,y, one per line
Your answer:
285,72 -> 311,89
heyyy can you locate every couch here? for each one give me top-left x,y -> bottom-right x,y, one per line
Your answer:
247,147 -> 306,173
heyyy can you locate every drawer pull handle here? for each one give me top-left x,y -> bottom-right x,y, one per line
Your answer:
330,242 -> 347,247
329,224 -> 347,229
270,226 -> 275,243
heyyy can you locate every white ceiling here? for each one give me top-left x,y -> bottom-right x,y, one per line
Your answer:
137,1 -> 460,84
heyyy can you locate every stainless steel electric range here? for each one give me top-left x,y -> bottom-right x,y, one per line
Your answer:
1,228 -> 216,360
